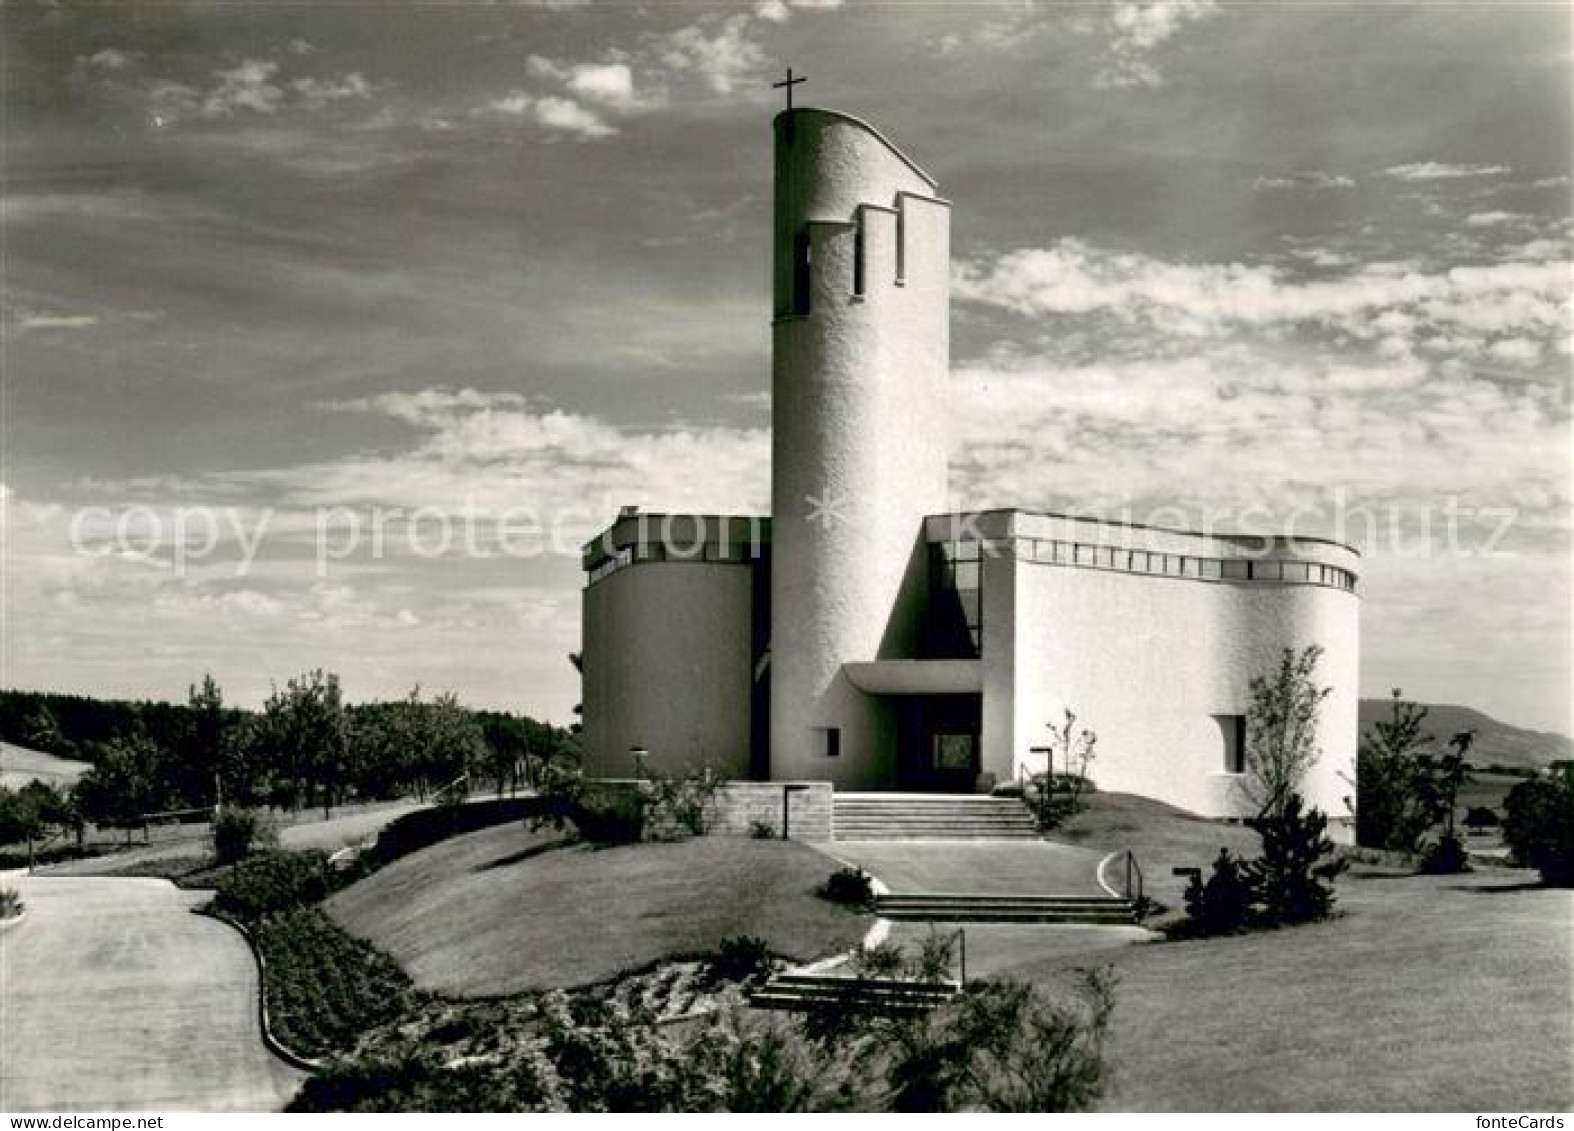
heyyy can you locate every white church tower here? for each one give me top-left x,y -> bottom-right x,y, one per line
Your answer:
768,108 -> 953,785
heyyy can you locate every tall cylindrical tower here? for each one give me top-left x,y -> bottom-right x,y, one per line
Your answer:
769,108 -> 952,786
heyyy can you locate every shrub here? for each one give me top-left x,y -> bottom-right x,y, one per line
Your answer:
1462,805 -> 1500,834
212,850 -> 333,921
1419,832 -> 1471,875
749,820 -> 776,839
1502,768 -> 1574,886
1179,849 -> 1255,936
211,807 -> 275,865
0,886 -> 21,920
707,935 -> 774,985
572,791 -> 645,845
817,866 -> 875,909
645,768 -> 722,839
1245,793 -> 1346,925
257,907 -> 414,1059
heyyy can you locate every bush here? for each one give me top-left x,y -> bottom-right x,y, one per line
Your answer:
644,769 -> 721,839
1462,805 -> 1500,833
1179,849 -> 1255,936
0,886 -> 21,919
212,850 -> 334,921
212,807 -> 275,865
1245,794 -> 1346,925
817,866 -> 875,909
572,792 -> 645,845
257,907 -> 415,1059
749,820 -> 776,839
1419,832 -> 1471,875
1502,768 -> 1574,885
707,935 -> 774,985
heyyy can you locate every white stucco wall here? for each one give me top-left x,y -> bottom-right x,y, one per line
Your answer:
769,109 -> 952,787
581,561 -> 756,780
966,512 -> 1360,835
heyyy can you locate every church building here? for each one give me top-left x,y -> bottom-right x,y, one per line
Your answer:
579,106 -> 1360,829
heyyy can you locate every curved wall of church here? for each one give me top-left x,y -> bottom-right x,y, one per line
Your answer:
581,561 -> 755,781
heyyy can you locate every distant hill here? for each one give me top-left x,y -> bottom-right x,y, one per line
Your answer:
0,741 -> 93,792
1358,700 -> 1572,771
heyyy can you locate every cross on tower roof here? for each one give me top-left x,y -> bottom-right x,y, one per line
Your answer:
773,67 -> 806,113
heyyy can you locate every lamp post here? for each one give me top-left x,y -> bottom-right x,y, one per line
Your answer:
629,745 -> 650,780
781,783 -> 811,840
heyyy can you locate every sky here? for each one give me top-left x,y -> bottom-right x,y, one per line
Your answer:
2,0 -> 1570,733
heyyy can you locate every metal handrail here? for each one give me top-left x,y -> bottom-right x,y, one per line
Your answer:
1123,850 -> 1145,906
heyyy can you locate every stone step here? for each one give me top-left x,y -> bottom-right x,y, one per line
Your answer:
749,973 -> 961,1014
874,893 -> 1138,924
832,794 -> 1039,842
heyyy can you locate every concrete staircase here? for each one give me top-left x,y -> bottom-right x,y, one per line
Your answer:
832,792 -> 1040,841
749,972 -> 960,1015
874,892 -> 1139,925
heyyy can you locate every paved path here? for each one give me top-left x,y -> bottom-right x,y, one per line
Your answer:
820,839 -> 1112,896
0,876 -> 303,1112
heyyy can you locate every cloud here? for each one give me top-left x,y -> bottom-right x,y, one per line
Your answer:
477,91 -> 616,138
202,59 -> 286,117
1095,0 -> 1220,89
291,72 -> 372,110
953,239 -> 1572,349
565,63 -> 638,107
15,311 -> 100,331
655,13 -> 768,95
1253,172 -> 1355,191
85,48 -> 132,71
1464,211 -> 1527,228
1383,162 -> 1512,182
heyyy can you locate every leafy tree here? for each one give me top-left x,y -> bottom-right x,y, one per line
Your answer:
1350,689 -> 1436,851
252,670 -> 350,817
1245,793 -> 1347,924
1501,766 -> 1574,886
0,781 -> 78,864
73,733 -> 166,840
177,673 -> 228,806
1242,645 -> 1331,820
1462,805 -> 1499,833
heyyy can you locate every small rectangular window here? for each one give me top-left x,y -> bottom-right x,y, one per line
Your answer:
1220,559 -> 1250,581
853,219 -> 866,297
792,231 -> 812,315
1217,714 -> 1247,774
825,727 -> 840,758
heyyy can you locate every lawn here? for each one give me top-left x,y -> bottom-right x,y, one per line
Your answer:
1050,792 -> 1261,908
1000,866 -> 1572,1111
327,823 -> 872,994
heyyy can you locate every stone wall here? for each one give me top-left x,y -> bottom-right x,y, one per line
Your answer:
585,779 -> 833,842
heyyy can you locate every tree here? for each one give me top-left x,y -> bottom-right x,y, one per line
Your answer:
1026,710 -> 1097,831
1245,793 -> 1347,924
163,673 -> 232,808
1181,849 -> 1255,936
252,670 -> 350,818
1501,766 -> 1574,886
74,733 -> 165,842
1350,689 -> 1436,851
1241,645 -> 1331,820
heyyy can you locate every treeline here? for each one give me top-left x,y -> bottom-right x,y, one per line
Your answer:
0,677 -> 578,831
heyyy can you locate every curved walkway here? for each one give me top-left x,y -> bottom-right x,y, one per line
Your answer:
822,839 -> 1111,896
0,875 -> 303,1112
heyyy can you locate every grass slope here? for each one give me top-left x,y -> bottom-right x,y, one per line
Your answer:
1050,792 -> 1261,909
0,740 -> 91,791
327,824 -> 871,995
1007,867 -> 1572,1111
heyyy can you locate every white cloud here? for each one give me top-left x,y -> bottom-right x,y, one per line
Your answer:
86,48 -> 132,71
202,59 -> 285,117
15,311 -> 100,331
1253,172 -> 1355,191
565,63 -> 643,108
1383,161 -> 1511,182
1487,337 -> 1544,365
477,92 -> 614,137
1464,211 -> 1527,228
1095,0 -> 1219,89
533,96 -> 616,138
655,13 -> 767,95
291,72 -> 372,110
